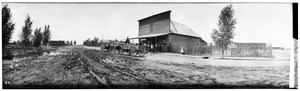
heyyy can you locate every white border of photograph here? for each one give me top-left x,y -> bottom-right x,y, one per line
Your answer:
0,0 -> 298,91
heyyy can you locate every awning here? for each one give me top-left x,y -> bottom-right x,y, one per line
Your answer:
130,33 -> 169,39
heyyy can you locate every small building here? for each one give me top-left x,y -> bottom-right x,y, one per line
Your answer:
49,40 -> 66,46
132,10 -> 207,54
233,43 -> 267,50
230,42 -> 272,57
272,47 -> 284,50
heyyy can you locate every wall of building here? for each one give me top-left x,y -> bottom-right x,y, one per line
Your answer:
138,11 -> 171,36
234,43 -> 267,50
49,41 -> 65,46
168,34 -> 207,54
139,19 -> 170,36
230,43 -> 272,57
211,43 -> 272,57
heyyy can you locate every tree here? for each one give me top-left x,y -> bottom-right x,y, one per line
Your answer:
70,40 -> 73,45
67,41 -> 70,45
12,41 -> 16,45
74,40 -> 76,45
83,40 -> 86,45
2,4 -> 15,48
211,4 -> 237,59
20,15 -> 33,53
84,39 -> 90,46
16,40 -> 20,45
114,39 -> 119,43
86,38 -> 91,45
93,37 -> 99,46
43,25 -> 51,48
33,28 -> 43,48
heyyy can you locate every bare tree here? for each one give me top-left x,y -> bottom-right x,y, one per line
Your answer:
211,4 -> 237,59
43,25 -> 51,49
2,4 -> 15,48
20,15 -> 33,53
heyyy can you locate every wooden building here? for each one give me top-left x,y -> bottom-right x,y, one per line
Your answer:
49,40 -> 66,46
132,10 -> 207,54
230,43 -> 272,57
233,43 -> 267,50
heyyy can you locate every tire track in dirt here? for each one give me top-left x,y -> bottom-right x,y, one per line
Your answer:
80,50 -> 157,87
87,67 -> 110,88
64,51 -> 111,88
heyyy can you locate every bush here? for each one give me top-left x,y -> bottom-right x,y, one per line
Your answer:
2,49 -> 14,60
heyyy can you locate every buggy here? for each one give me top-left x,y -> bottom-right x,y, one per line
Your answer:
117,43 -> 147,57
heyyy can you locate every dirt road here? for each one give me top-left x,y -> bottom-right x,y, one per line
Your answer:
3,46 -> 289,89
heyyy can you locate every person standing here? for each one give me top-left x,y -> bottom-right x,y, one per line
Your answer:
181,46 -> 184,54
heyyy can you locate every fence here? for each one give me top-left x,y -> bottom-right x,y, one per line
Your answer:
192,46 -> 212,55
210,43 -> 273,58
230,43 -> 272,57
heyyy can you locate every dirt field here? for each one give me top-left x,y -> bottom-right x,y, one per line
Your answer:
2,45 -> 289,89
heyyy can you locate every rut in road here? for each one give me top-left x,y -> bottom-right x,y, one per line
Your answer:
80,49 -> 158,88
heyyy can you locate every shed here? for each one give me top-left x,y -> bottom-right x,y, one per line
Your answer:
49,40 -> 66,46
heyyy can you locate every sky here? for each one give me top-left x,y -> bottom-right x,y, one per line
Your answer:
4,3 -> 293,48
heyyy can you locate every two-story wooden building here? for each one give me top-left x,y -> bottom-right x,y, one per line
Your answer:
132,10 -> 207,54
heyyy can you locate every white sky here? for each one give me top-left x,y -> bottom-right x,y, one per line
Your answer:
5,3 -> 293,48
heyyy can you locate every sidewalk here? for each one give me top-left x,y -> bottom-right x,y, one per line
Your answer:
155,53 -> 289,61
142,53 -> 290,67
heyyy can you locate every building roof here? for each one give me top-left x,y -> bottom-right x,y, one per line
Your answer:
131,33 -> 169,39
132,21 -> 204,41
138,10 -> 171,22
170,21 -> 202,38
49,40 -> 65,46
234,43 -> 267,47
135,10 -> 205,43
100,39 -> 113,43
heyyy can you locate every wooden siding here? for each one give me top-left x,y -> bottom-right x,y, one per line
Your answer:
138,11 -> 171,26
138,11 -> 171,36
168,34 -> 207,54
139,19 -> 170,36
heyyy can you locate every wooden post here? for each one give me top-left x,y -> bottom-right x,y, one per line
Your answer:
210,43 -> 213,57
155,37 -> 156,51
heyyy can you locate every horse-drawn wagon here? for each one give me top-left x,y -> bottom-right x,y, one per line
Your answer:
116,43 -> 147,57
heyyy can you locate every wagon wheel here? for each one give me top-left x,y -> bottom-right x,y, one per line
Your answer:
119,49 -> 124,55
116,49 -> 121,54
138,50 -> 145,57
138,45 -> 147,57
127,49 -> 132,56
130,46 -> 138,56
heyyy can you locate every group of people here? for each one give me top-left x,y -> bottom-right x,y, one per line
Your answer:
110,37 -> 186,55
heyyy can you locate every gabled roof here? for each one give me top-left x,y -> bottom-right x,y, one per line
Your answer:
131,33 -> 169,39
170,21 -> 202,38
